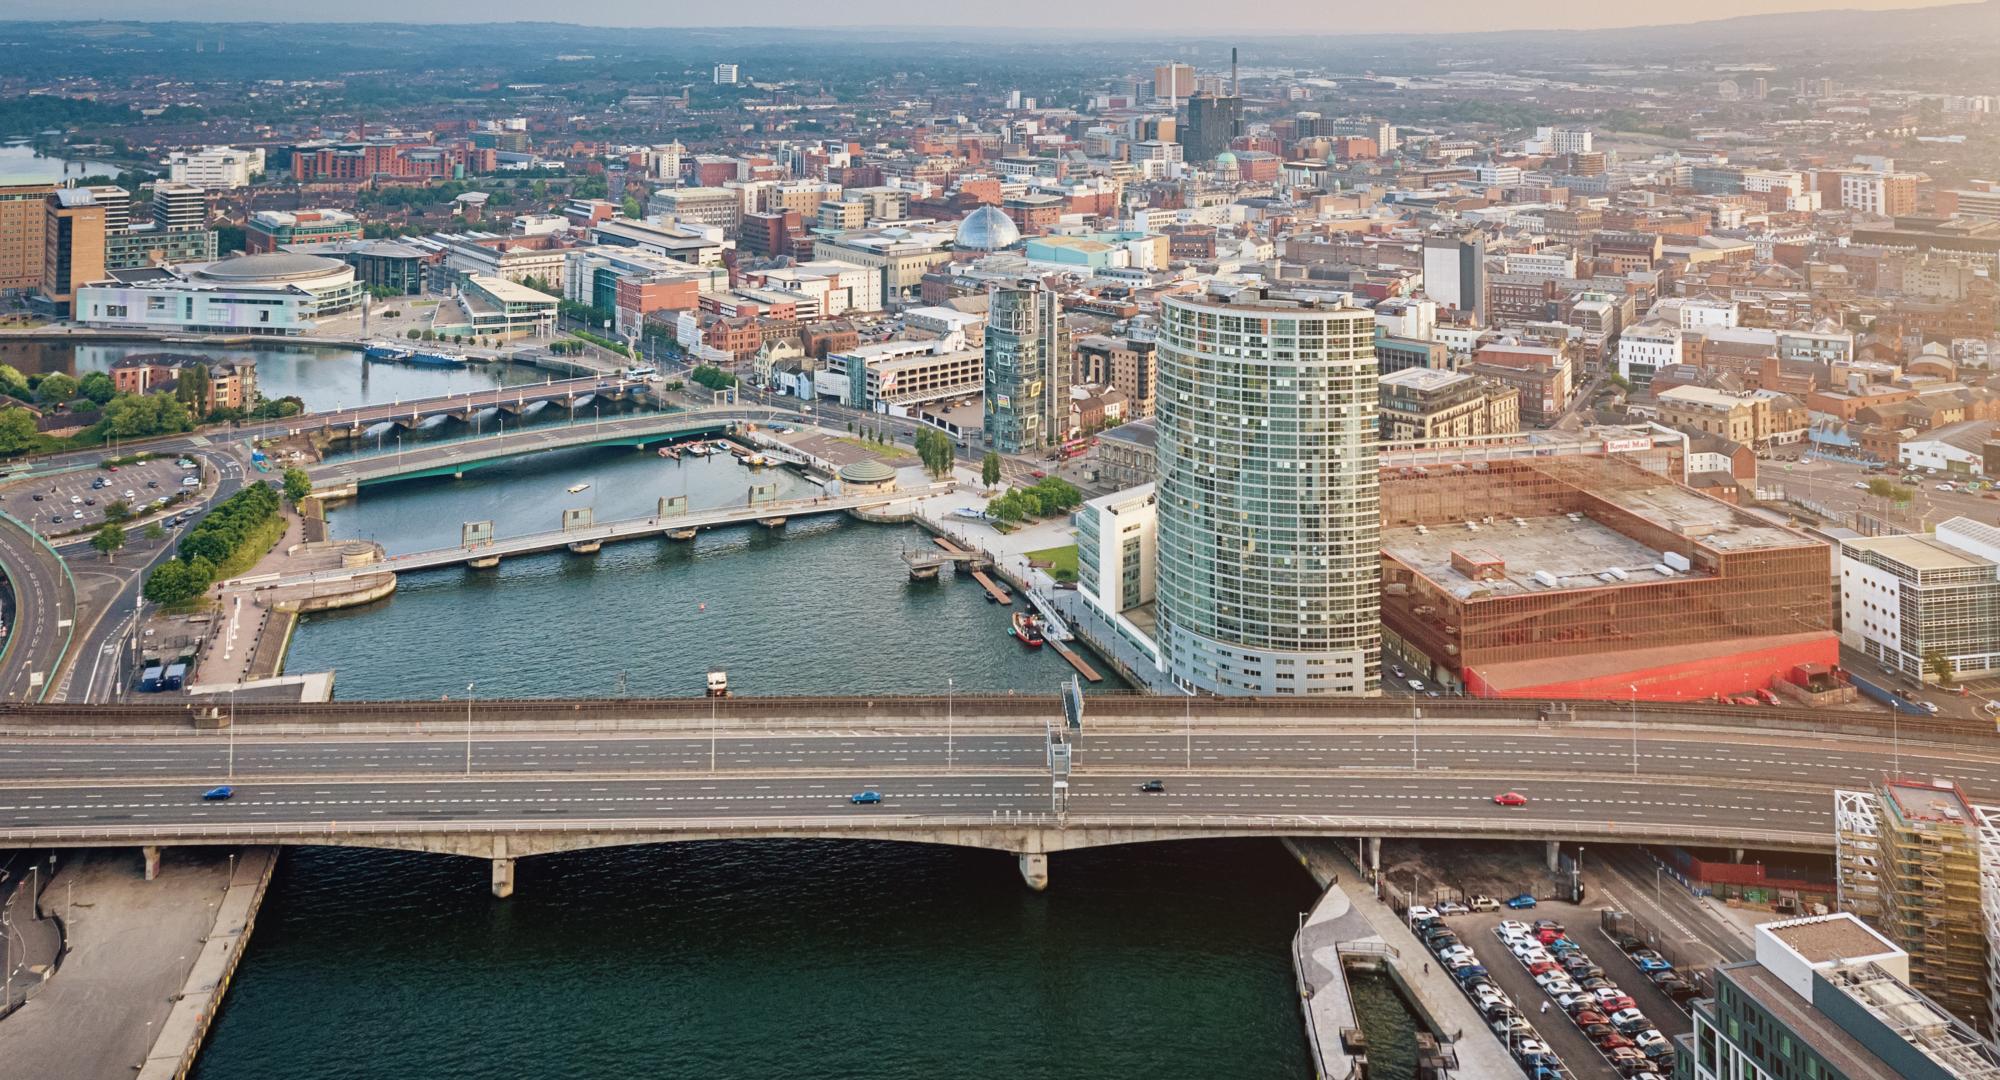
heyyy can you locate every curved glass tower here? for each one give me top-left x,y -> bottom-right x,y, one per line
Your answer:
1155,286 -> 1381,696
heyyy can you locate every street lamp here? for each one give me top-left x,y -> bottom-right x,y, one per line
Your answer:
1628,684 -> 1638,775
228,687 -> 237,780
946,676 -> 955,772
1412,702 -> 1421,772
464,682 -> 475,776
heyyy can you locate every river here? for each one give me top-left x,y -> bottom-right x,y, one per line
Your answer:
0,341 -> 541,410
191,840 -> 1317,1080
0,143 -> 133,185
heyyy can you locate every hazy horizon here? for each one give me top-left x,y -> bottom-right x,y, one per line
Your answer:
0,0 -> 1962,34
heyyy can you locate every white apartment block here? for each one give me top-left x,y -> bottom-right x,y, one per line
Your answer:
1617,322 -> 1682,386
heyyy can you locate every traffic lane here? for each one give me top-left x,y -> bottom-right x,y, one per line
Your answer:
3,729 -> 1992,797
1587,848 -> 1750,968
1441,909 -> 1622,1080
6,728 -> 1993,785
0,775 -> 1839,832
0,733 -> 1052,778
0,518 -> 69,701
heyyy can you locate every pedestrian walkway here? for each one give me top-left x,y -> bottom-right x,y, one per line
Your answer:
1287,839 -> 1520,1080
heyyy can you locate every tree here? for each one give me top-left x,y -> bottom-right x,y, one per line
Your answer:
0,364 -> 26,399
1925,648 -> 1954,687
621,195 -> 643,218
143,557 -> 212,605
77,370 -> 115,405
91,522 -> 126,562
33,372 -> 77,405
1865,478 -> 1912,504
282,467 -> 312,505
406,328 -> 423,340
981,451 -> 1001,488
143,522 -> 166,544
100,394 -> 193,438
174,364 -> 210,413
102,498 -> 132,522
0,408 -> 36,455
914,427 -> 953,478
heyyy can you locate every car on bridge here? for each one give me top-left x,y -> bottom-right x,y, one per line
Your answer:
201,786 -> 234,801
1493,791 -> 1528,806
849,790 -> 882,805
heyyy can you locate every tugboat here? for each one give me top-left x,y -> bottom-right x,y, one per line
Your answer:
706,669 -> 731,697
1011,611 -> 1046,647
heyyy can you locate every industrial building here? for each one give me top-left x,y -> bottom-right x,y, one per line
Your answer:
1378,455 -> 1834,698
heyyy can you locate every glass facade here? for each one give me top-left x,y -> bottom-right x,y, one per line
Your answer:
1154,289 -> 1381,696
983,283 -> 1068,453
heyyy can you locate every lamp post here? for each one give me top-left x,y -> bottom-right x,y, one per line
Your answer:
228,687 -> 236,780
1628,684 -> 1638,775
1412,702 -> 1421,773
464,682 -> 475,776
1184,687 -> 1193,771
946,676 -> 955,772
710,691 -> 718,773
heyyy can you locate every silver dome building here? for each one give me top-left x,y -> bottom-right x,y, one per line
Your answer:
953,205 -> 1022,252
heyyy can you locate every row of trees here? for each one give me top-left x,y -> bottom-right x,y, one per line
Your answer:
690,366 -> 737,391
142,483 -> 283,605
986,476 -> 1083,524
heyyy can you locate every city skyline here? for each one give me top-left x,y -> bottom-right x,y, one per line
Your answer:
0,0 -> 1959,32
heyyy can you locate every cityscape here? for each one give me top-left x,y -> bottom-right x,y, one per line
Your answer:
3,3 -> 2000,1078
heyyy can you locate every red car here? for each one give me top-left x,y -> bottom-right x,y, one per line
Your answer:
1030,469 -> 1047,479
1494,791 -> 1528,806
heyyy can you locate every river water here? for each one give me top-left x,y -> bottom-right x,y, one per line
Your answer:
43,344 -> 1334,1075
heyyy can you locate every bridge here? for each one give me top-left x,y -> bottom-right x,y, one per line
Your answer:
281,375 -> 652,439
245,482 -> 953,582
305,407 -> 790,496
0,695 -> 1990,896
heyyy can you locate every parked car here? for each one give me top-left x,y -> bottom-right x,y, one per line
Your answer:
1470,895 -> 1501,912
1436,900 -> 1470,916
1610,1008 -> 1651,1034
1505,893 -> 1538,909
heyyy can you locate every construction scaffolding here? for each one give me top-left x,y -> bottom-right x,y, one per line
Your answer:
1833,780 -> 1997,1036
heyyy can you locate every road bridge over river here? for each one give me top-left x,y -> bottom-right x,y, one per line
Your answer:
0,695 -> 1990,895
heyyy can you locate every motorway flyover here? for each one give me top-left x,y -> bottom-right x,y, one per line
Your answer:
0,513 -> 75,703
0,708 -> 1992,895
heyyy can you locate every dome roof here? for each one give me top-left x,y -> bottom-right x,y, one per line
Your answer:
1214,151 -> 1237,165
954,205 -> 1021,251
194,252 -> 349,283
838,459 -> 897,484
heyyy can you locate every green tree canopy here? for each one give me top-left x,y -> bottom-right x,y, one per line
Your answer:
91,522 -> 126,561
0,409 -> 37,455
34,372 -> 77,405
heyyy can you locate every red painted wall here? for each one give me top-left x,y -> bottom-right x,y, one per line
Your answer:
1464,635 -> 1839,702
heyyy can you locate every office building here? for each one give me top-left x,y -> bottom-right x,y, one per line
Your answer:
1075,334 -> 1157,419
41,188 -> 108,316
1834,778 -> 2000,1036
1421,231 -> 1486,322
246,209 -> 362,253
1154,284 -> 1382,696
1680,913 -> 2000,1080
1378,368 -> 1519,447
149,183 -> 208,232
1839,518 -> 2000,682
0,183 -> 55,292
645,186 -> 743,235
165,146 -> 265,190
1182,92 -> 1243,163
1153,63 -> 1195,101
983,281 -> 1068,453
713,63 -> 739,85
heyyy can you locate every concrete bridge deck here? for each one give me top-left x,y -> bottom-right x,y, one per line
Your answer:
246,482 -> 951,585
306,407 -> 786,492
286,375 -> 648,436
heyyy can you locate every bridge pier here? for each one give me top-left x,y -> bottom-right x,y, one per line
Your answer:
469,555 -> 500,569
1546,840 -> 1560,873
142,844 -> 161,881
491,857 -> 516,899
1017,852 -> 1049,891
1731,848 -> 1745,864
1366,836 -> 1381,881
566,541 -> 602,555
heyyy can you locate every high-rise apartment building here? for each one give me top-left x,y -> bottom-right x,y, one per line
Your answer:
713,63 -> 739,85
983,281 -> 1068,453
150,183 -> 208,232
0,183 -> 55,292
1182,92 -> 1243,163
1153,63 -> 1195,102
1153,285 -> 1382,696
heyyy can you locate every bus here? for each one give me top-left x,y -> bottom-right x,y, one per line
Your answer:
1057,437 -> 1094,461
624,365 -> 659,380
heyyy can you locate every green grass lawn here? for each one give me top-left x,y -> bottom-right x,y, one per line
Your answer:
1025,543 -> 1079,582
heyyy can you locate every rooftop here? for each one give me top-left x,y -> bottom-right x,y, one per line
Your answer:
1763,916 -> 1899,966
1841,533 -> 1992,573
1884,778 -> 1975,828
1723,964 -> 1904,1080
1381,367 -> 1472,393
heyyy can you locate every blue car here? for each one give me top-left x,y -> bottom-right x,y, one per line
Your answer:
1505,893 -> 1538,909
201,786 -> 234,801
1636,957 -> 1674,972
850,790 -> 882,805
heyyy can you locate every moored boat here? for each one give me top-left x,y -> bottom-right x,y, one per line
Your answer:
1011,611 -> 1045,647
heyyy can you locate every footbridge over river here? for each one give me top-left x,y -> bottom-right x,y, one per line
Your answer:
305,407 -> 792,497
0,695 -> 1992,896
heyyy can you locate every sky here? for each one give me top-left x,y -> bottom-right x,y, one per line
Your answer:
0,0 -> 1959,32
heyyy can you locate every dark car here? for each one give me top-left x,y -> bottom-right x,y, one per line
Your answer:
1138,779 -> 1166,793
201,786 -> 234,801
30,493 -> 42,501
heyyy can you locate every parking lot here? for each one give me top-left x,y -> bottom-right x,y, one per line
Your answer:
1428,905 -> 1623,1080
0,457 -> 204,539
